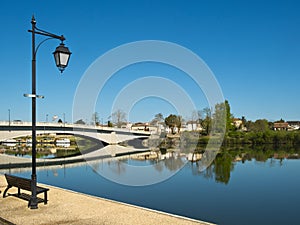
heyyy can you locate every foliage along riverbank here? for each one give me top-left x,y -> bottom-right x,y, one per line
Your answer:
154,100 -> 300,151
182,128 -> 300,148
190,145 -> 300,185
223,130 -> 300,147
153,130 -> 300,153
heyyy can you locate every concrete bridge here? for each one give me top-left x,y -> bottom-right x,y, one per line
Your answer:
0,121 -> 150,144
0,121 -> 151,169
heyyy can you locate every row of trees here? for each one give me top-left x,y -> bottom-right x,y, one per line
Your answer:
74,100 -> 232,132
158,100 -> 231,135
74,100 -> 299,142
154,100 -> 300,147
75,110 -> 126,128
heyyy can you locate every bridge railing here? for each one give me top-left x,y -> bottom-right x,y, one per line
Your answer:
0,121 -> 151,135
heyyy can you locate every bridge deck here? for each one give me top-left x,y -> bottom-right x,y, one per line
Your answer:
0,125 -> 150,144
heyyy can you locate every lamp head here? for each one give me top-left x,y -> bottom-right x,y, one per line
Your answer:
53,42 -> 71,73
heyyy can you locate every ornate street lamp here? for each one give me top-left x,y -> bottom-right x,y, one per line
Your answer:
26,15 -> 71,209
53,43 -> 72,73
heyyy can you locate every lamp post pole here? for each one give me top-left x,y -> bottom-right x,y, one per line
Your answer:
27,16 -> 71,209
8,109 -> 11,132
30,17 -> 38,209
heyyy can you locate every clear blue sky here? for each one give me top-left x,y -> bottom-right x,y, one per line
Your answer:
0,0 -> 299,123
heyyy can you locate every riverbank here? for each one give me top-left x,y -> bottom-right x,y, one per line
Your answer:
0,175 -> 214,225
158,130 -> 300,150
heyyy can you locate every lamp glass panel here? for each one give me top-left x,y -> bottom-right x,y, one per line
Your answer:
59,53 -> 69,66
54,52 -> 60,67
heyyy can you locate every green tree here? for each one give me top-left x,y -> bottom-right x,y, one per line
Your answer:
274,118 -> 285,123
200,107 -> 212,135
248,119 -> 270,132
74,119 -> 85,125
225,100 -> 234,132
155,113 -> 164,122
107,120 -> 113,127
213,102 -> 226,134
241,116 -> 247,129
151,113 -> 164,125
165,114 -> 181,134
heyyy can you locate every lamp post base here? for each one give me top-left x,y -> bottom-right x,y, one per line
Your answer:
29,174 -> 38,209
29,198 -> 38,209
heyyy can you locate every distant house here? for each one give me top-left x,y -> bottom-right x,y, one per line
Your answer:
274,122 -> 289,131
185,121 -> 203,131
232,118 -> 243,128
131,123 -> 157,133
165,126 -> 179,134
131,122 -> 148,131
149,122 -> 165,134
121,122 -> 132,129
232,118 -> 247,131
165,127 -> 171,133
287,121 -> 300,126
287,121 -> 300,130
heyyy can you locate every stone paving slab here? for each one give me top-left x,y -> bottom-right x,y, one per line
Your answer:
0,175 -> 215,225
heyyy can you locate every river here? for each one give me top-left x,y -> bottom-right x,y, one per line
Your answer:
7,147 -> 300,225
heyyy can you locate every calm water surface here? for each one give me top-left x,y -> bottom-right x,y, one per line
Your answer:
13,154 -> 300,225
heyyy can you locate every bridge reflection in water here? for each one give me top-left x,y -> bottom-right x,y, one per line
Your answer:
0,150 -> 150,175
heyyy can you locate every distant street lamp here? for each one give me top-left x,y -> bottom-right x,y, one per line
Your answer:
25,16 -> 71,209
8,109 -> 11,132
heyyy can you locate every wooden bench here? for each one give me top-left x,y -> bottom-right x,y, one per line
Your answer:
3,174 -> 49,206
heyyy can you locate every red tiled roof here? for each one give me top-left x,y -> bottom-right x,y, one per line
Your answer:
274,122 -> 288,128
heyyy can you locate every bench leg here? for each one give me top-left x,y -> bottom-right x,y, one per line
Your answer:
3,185 -> 12,198
44,191 -> 48,205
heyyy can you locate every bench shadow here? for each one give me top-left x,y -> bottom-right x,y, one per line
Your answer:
7,192 -> 45,204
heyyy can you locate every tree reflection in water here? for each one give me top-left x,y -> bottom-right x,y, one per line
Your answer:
163,154 -> 185,171
213,152 -> 234,184
189,146 -> 300,185
87,145 -> 300,185
189,152 -> 233,185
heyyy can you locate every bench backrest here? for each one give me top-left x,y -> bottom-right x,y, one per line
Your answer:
5,174 -> 32,191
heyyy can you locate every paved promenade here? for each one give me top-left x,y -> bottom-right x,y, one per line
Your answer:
0,175 -> 214,225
